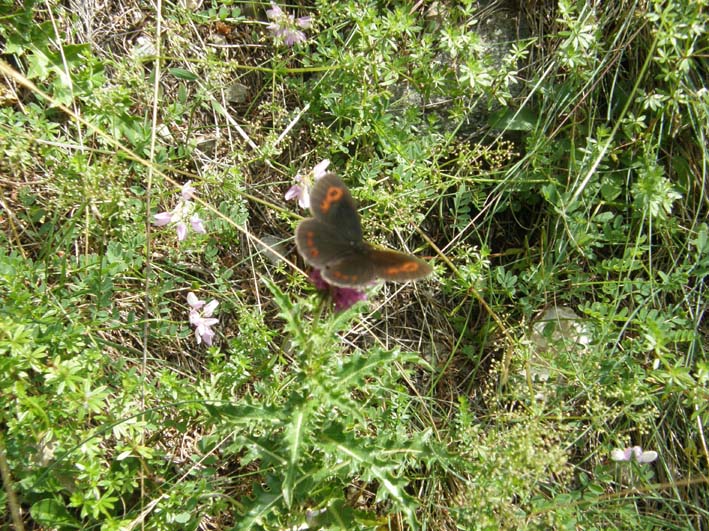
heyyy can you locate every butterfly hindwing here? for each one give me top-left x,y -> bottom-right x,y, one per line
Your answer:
295,218 -> 359,269
369,246 -> 433,282
321,254 -> 377,287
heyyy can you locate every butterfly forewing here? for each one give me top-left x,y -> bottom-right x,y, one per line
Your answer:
308,173 -> 363,242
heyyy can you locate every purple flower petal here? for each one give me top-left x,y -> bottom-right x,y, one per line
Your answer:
188,294 -> 219,346
611,448 -> 631,461
308,269 -> 367,311
190,214 -> 206,234
266,2 -> 311,46
196,317 -> 219,334
153,212 -> 173,226
333,286 -> 368,311
201,327 -> 215,346
187,292 -> 204,310
285,184 -> 302,201
283,29 -> 306,46
203,300 -> 219,316
312,159 -> 330,179
637,450 -> 658,463
176,222 -> 188,241
298,187 -> 310,209
611,446 -> 658,464
287,161 -> 330,209
181,180 -> 196,200
309,269 -> 329,290
266,2 -> 284,19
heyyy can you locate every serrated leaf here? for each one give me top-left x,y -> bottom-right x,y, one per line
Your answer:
26,49 -> 50,80
334,349 -> 421,388
262,277 -> 308,347
232,481 -> 282,531
204,402 -> 284,425
309,498 -> 362,529
283,405 -> 308,508
320,424 -> 419,529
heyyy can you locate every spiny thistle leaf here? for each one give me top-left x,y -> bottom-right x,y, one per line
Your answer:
320,424 -> 420,530
282,404 -> 308,508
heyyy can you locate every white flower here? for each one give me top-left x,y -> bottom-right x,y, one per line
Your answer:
153,182 -> 206,241
266,2 -> 313,46
190,213 -> 206,234
284,159 -> 330,209
153,211 -> 172,226
187,292 -> 219,346
181,180 -> 196,200
611,446 -> 658,463
186,291 -> 204,310
311,159 -> 330,179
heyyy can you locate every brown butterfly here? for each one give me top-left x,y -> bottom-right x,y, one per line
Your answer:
295,173 -> 432,287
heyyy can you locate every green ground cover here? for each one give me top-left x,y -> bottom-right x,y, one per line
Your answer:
0,0 -> 707,529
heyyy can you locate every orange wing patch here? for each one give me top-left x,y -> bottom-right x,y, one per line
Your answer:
305,230 -> 319,258
320,186 -> 344,214
330,269 -> 359,283
385,261 -> 420,275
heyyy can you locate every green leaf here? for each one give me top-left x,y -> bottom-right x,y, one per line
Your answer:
321,424 -> 420,530
203,402 -> 285,425
26,49 -> 50,80
169,67 -> 198,81
30,498 -> 80,528
173,511 -> 192,523
263,277 -> 308,348
283,405 -> 308,508
335,349 -> 422,389
233,479 -> 282,531
488,106 -> 537,131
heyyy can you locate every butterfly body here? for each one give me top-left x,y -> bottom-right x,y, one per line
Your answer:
295,173 -> 432,287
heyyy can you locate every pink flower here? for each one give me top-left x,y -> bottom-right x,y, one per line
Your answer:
265,2 -> 284,19
309,269 -> 367,312
285,181 -> 309,209
187,292 -> 205,310
187,292 -> 219,346
296,16 -> 312,29
153,211 -> 172,226
190,214 -> 206,234
285,159 -> 330,209
175,221 -> 188,241
266,2 -> 313,47
181,180 -> 196,200
285,179 -> 308,209
311,159 -> 330,179
153,182 -> 206,241
611,446 -> 658,464
282,29 -> 306,46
